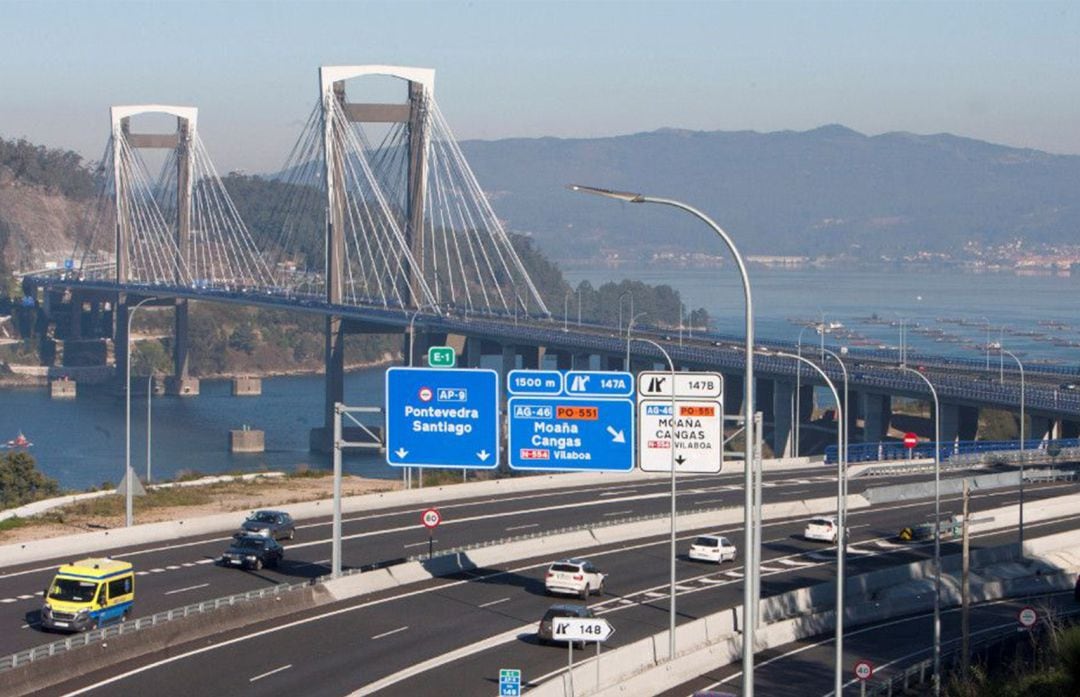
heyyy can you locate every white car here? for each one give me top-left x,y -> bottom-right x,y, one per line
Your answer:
804,516 -> 840,542
688,535 -> 737,563
544,559 -> 606,599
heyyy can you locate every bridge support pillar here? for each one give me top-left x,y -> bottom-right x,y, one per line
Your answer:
1029,415 -> 1052,441
937,403 -> 960,443
310,315 -> 346,452
723,372 -> 744,416
168,298 -> 198,396
68,291 -> 83,340
1060,420 -> 1080,439
519,345 -> 542,370
957,405 -> 979,441
500,344 -> 517,392
771,379 -> 795,458
602,354 -> 624,372
860,392 -> 891,443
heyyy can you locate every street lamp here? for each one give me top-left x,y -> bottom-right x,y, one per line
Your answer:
769,349 -> 845,697
633,337 -> 677,660
570,184 -> 756,693
897,365 -> 942,696
981,316 -> 992,371
125,296 -> 157,527
146,371 -> 155,483
626,312 -> 648,371
618,290 -> 634,333
998,346 -> 1026,552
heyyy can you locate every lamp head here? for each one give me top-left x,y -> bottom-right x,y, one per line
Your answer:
567,184 -> 645,203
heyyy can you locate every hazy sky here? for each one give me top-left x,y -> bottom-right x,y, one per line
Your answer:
3,0 -> 1078,173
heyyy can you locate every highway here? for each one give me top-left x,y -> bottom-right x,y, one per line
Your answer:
666,591 -> 1079,696
16,469 -> 1077,697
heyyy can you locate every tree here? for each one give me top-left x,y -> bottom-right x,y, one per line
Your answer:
0,452 -> 59,508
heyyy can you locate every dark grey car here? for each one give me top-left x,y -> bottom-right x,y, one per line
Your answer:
241,510 -> 295,540
537,604 -> 595,646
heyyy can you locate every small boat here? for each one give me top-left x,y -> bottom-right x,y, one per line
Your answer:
3,432 -> 32,449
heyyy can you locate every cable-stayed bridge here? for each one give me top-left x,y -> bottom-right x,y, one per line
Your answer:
21,65 -> 1080,453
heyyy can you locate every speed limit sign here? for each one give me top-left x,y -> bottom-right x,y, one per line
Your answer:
854,659 -> 874,681
1018,606 -> 1038,629
421,508 -> 442,530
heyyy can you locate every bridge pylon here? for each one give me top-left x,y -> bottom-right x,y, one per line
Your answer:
110,105 -> 200,396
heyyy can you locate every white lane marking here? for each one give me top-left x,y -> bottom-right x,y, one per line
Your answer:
16,594 -> 33,600
20,623 -> 29,629
876,539 -> 905,549
778,559 -> 813,567
618,598 -> 634,605
249,664 -> 292,683
371,626 -> 409,640
759,566 -> 786,573
479,597 -> 510,608
181,562 -> 196,567
724,571 -> 743,578
599,490 -> 635,497
136,571 -> 150,576
165,565 -> 181,570
784,489 -> 811,495
149,568 -> 166,573
699,577 -> 725,584
0,598 -> 16,604
195,559 -> 214,565
644,591 -> 666,599
675,585 -> 694,592
403,540 -> 435,549
849,523 -> 871,530
59,503 -> 1080,697
602,510 -> 634,517
505,523 -> 539,531
164,583 -> 209,596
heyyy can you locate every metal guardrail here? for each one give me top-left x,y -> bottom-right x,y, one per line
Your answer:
826,437 -> 1080,465
864,606 -> 1080,696
0,577 -> 316,673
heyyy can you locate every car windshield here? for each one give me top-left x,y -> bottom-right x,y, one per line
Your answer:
810,519 -> 833,527
232,538 -> 267,551
49,578 -> 99,603
693,537 -> 719,547
550,563 -> 581,573
250,512 -> 277,523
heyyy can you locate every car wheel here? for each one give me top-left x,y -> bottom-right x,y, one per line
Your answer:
579,584 -> 590,600
595,580 -> 605,596
254,558 -> 263,571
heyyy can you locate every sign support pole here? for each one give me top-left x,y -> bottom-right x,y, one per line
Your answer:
961,478 -> 970,680
567,642 -> 574,697
332,402 -> 343,578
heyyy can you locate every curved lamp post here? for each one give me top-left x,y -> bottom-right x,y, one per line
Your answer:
618,291 -> 634,333
632,337 -> 678,660
769,349 -> 845,697
569,184 -> 756,693
125,296 -> 157,527
626,311 -> 648,371
897,365 -> 942,696
998,346 -> 1026,551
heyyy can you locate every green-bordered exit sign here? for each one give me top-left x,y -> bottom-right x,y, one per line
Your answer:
428,346 -> 456,368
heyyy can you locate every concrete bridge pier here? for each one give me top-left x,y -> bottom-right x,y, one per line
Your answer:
165,298 -> 199,396
860,392 -> 892,443
723,372 -> 744,416
1028,416 -> 1055,441
771,379 -> 795,458
1060,420 -> 1080,439
602,354 -> 624,372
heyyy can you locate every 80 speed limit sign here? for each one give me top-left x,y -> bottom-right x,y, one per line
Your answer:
421,508 -> 442,530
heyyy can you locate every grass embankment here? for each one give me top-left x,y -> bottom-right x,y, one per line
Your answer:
946,621 -> 1080,696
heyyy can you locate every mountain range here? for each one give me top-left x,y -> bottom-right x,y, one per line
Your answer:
458,125 -> 1080,263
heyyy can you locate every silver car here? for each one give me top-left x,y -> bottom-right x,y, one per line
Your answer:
241,510 -> 295,541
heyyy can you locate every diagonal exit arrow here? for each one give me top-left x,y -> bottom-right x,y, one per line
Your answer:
606,426 -> 625,444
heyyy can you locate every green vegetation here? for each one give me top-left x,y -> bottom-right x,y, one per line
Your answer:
0,137 -> 98,199
0,452 -> 59,508
948,623 -> 1080,697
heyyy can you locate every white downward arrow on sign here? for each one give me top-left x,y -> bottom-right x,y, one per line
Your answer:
606,426 -> 625,443
476,450 -> 490,461
395,447 -> 409,459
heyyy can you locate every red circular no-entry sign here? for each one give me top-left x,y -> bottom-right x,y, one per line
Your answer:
421,508 -> 442,530
903,432 -> 919,449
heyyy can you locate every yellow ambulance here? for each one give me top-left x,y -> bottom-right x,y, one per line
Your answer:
41,558 -> 134,632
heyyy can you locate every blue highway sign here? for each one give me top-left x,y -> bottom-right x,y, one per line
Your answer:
385,367 -> 499,469
508,396 -> 634,471
507,369 -> 563,396
499,668 -> 522,697
564,370 -> 634,397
